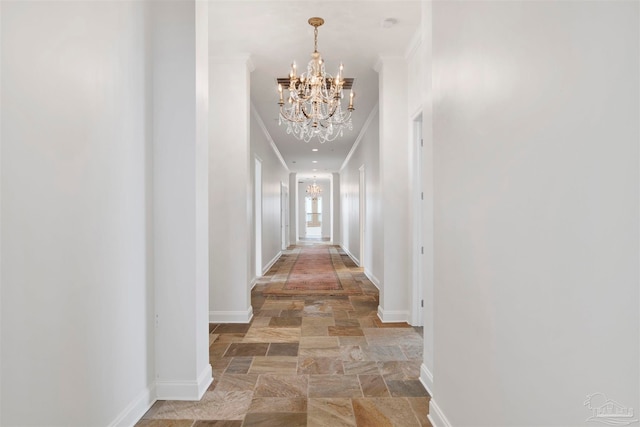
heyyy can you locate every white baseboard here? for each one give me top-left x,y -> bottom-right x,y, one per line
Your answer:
156,364 -> 212,401
377,306 -> 409,323
250,277 -> 258,289
108,385 -> 156,427
364,268 -> 380,289
209,306 -> 253,323
262,251 -> 282,275
339,244 -> 361,266
419,363 -> 434,397
428,398 -> 453,427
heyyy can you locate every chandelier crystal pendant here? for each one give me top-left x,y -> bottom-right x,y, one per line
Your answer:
278,17 -> 355,143
306,179 -> 322,200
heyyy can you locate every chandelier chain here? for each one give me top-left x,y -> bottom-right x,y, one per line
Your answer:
314,27 -> 318,53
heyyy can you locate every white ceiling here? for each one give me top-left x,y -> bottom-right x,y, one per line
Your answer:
209,1 -> 421,175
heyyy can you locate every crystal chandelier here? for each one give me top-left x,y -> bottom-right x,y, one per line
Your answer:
306,179 -> 322,200
278,17 -> 355,143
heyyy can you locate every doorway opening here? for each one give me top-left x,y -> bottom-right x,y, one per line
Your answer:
254,157 -> 262,277
305,196 -> 322,238
359,165 -> 365,268
411,113 -> 424,326
281,183 -> 289,250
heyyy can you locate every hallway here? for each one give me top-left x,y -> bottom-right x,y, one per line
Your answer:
138,245 -> 431,426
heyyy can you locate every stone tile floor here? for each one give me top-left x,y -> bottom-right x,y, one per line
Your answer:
137,246 -> 431,426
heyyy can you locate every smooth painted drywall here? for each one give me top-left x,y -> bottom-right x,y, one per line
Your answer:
209,56 -> 253,322
321,181 -> 331,239
430,1 -> 639,425
332,173 -> 341,243
250,110 -> 289,276
152,0 -> 212,400
1,1 -> 154,424
340,108 -> 382,283
377,57 -> 410,321
419,0 -> 435,392
289,173 -> 298,243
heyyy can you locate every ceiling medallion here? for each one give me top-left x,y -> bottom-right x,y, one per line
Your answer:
278,17 -> 355,143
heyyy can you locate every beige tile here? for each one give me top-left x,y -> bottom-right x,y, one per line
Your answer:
260,300 -> 305,311
223,343 -> 269,357
361,345 -> 408,361
299,336 -> 340,349
247,397 -> 307,413
150,391 -> 252,420
301,317 -> 335,327
359,375 -> 390,397
407,397 -> 433,427
386,380 -> 429,397
242,413 -> 306,427
301,325 -> 329,337
338,336 -> 368,346
308,398 -> 356,427
242,328 -> 301,343
250,317 -> 271,327
308,375 -> 362,398
215,333 -> 247,344
298,347 -> 342,358
192,421 -> 242,427
269,317 -> 302,327
254,374 -> 308,398
212,374 -> 259,392
248,356 -> 298,374
266,343 -> 299,356
328,326 -> 364,336
339,345 -> 365,362
135,420 -> 194,427
363,328 -> 423,346
343,361 -> 382,375
209,333 -> 219,346
352,397 -> 421,426
298,357 -> 344,375
225,357 -> 253,374
380,361 -> 422,380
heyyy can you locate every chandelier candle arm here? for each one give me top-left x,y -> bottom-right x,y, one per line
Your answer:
277,17 -> 355,143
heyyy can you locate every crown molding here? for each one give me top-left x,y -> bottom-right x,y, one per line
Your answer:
250,103 -> 289,172
404,28 -> 422,60
339,102 -> 379,172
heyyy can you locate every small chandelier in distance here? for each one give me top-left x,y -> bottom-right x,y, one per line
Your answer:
306,179 -> 322,200
278,17 -> 355,143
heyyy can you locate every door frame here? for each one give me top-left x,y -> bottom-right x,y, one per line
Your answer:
411,112 -> 424,326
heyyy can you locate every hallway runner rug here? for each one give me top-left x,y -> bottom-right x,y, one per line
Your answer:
283,246 -> 341,290
261,245 -> 369,296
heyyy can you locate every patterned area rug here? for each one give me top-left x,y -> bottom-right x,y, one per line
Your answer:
261,245 -> 370,296
283,247 -> 342,290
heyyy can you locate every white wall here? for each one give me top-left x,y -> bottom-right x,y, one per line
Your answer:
320,180 -> 331,238
289,173 -> 298,243
250,108 -> 290,276
1,1 -> 154,424
376,56 -> 410,322
152,0 -> 211,401
419,0 -> 435,394
428,1 -> 639,425
332,173 -> 341,243
298,180 -> 306,239
209,56 -> 253,323
340,107 -> 382,285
